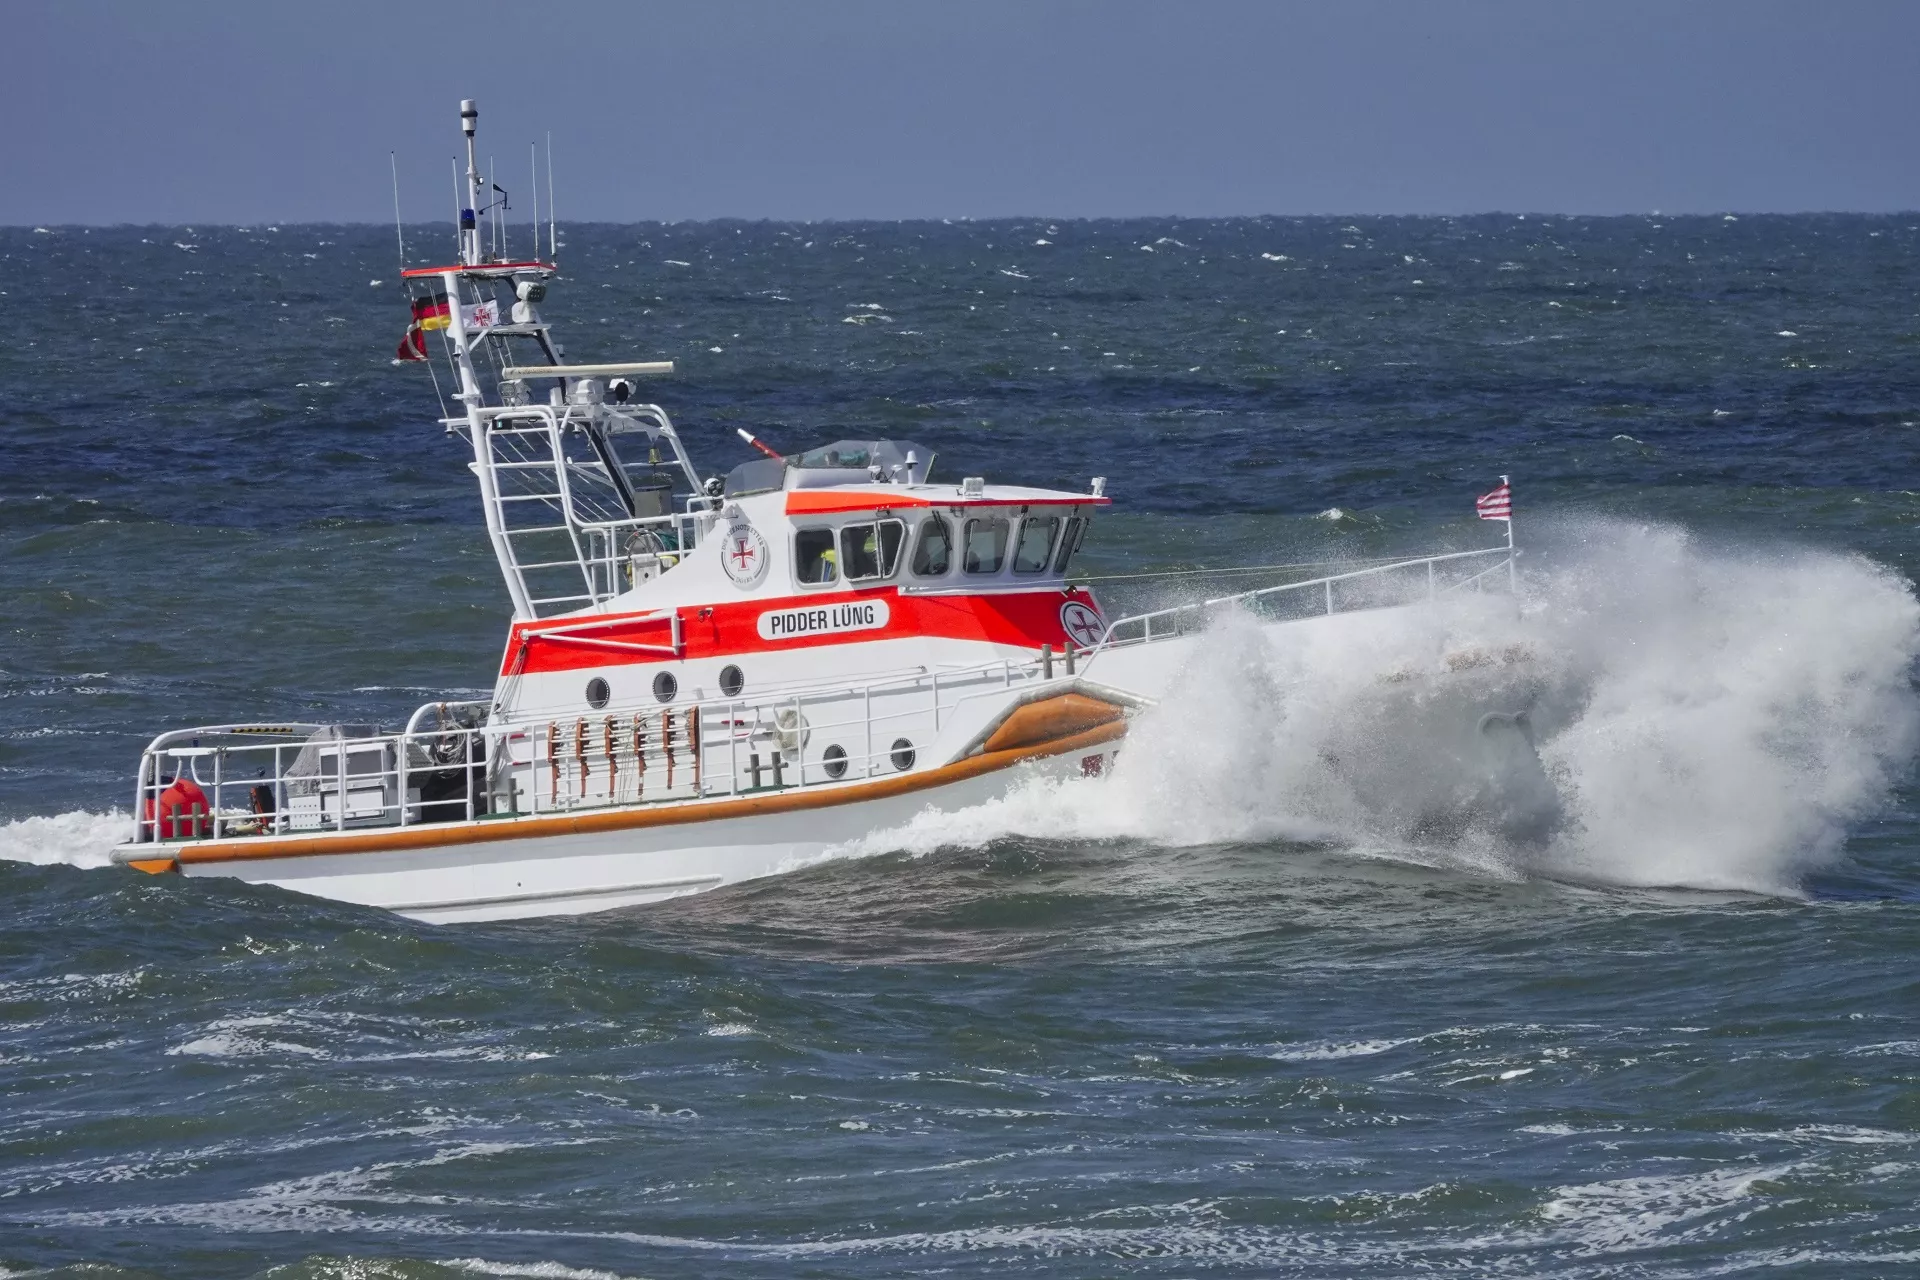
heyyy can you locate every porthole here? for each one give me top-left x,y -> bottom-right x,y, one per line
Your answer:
652,670 -> 678,703
890,738 -> 916,772
821,744 -> 848,779
719,664 -> 745,698
585,677 -> 610,709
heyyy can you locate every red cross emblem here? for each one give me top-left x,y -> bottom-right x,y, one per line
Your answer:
1060,600 -> 1106,648
722,525 -> 769,586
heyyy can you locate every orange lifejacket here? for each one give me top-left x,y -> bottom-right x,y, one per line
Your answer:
150,777 -> 211,839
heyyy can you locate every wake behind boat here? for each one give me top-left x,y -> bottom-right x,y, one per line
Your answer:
110,102 -> 1523,922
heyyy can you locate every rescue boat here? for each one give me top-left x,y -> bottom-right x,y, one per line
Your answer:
111,102 -> 1522,922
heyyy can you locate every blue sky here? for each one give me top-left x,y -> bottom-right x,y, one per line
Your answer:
8,0 -> 1919,224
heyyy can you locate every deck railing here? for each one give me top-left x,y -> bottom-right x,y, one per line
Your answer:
124,655 -> 1075,847
1090,545 -> 1517,653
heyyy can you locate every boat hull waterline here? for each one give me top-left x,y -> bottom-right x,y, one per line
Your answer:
121,721 -> 1124,924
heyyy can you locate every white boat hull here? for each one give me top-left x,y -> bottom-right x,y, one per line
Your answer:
155,737 -> 1117,924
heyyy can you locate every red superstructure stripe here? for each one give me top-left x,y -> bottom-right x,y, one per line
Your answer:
501,586 -> 1096,676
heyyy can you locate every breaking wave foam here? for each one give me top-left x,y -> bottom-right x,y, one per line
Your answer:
857,521 -> 1920,895
0,810 -> 124,870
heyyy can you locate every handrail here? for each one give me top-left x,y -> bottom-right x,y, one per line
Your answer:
403,700 -> 491,737
526,610 -> 675,637
500,361 -> 675,379
532,633 -> 681,658
1091,545 -> 1516,654
135,723 -> 333,754
121,648 -> 1087,848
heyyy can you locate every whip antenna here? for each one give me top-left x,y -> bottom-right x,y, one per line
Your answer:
736,428 -> 782,460
389,151 -> 406,271
546,130 -> 556,262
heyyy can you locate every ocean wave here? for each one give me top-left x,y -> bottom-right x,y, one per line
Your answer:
442,1262 -> 645,1280
0,810 -> 124,869
838,520 -> 1920,896
1269,1037 -> 1410,1061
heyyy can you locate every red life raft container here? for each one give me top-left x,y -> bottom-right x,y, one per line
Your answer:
145,776 -> 211,839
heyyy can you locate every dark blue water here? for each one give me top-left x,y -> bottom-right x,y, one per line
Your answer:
4,214 -> 1920,1277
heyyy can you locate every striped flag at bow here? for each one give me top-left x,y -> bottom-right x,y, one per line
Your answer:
1476,478 -> 1512,521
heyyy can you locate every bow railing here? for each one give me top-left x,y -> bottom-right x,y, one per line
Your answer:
1090,545 -> 1517,652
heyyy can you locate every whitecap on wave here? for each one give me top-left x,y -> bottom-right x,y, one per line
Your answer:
443,1261 -> 645,1280
0,810 -> 123,869
1269,1038 -> 1408,1061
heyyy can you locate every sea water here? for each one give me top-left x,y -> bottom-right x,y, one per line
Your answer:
3,215 -> 1920,1276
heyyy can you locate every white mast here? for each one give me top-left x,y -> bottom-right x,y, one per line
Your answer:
460,100 -> 481,266
450,100 -> 530,616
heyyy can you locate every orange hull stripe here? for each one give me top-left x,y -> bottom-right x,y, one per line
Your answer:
783,491 -> 1112,516
981,694 -> 1124,754
169,720 -> 1126,866
400,261 -> 554,278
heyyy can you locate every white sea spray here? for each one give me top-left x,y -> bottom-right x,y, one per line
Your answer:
0,810 -> 123,869
851,520 -> 1920,894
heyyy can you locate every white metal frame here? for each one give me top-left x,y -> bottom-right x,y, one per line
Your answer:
456,400 -> 713,618
1091,544 -> 1518,652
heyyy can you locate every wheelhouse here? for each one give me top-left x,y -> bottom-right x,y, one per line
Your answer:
783,501 -> 1093,592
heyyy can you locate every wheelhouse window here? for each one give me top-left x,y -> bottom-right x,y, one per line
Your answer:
840,519 -> 905,582
963,518 -> 1009,574
1013,515 -> 1060,574
911,515 -> 953,577
1053,516 -> 1087,575
794,528 -> 838,585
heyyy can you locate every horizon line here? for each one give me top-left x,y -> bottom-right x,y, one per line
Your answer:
8,209 -> 1920,232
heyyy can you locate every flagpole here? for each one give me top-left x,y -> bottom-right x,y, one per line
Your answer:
1503,473 -> 1517,595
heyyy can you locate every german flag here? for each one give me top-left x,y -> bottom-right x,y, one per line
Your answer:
411,291 -> 452,332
